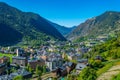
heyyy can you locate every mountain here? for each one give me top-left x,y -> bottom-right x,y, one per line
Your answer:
48,22 -> 76,36
67,11 -> 120,40
0,2 -> 66,46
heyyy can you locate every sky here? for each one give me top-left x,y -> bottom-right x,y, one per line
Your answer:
0,0 -> 120,27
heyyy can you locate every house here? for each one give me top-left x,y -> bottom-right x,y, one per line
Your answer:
65,62 -> 76,74
0,63 -> 6,75
95,55 -> 103,60
67,53 -> 82,61
37,50 -> 48,61
46,58 -> 63,71
28,59 -> 45,70
86,42 -> 97,47
78,47 -> 89,54
0,56 -> 10,64
57,66 -> 67,77
0,56 -> 10,75
97,35 -> 108,42
77,59 -> 88,64
0,69 -> 32,80
12,48 -> 28,67
48,47 -> 55,52
46,53 -> 63,71
12,56 -> 28,67
16,48 -> 25,57
16,69 -> 32,78
74,59 -> 88,74
56,62 -> 76,77
75,63 -> 86,74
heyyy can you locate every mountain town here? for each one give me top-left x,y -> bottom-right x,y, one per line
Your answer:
0,1 -> 120,80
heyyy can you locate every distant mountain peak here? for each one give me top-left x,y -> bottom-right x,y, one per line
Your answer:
67,11 -> 120,41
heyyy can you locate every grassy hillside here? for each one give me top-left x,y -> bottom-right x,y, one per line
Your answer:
87,37 -> 120,60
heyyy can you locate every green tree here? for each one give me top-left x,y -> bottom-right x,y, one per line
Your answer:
89,59 -> 104,69
36,65 -> 42,80
36,65 -> 39,75
26,64 -> 30,71
16,64 -> 20,69
26,64 -> 33,73
37,70 -> 42,80
11,67 -> 16,73
6,61 -> 10,67
29,67 -> 33,73
78,67 -> 97,80
13,75 -> 23,80
43,66 -> 46,73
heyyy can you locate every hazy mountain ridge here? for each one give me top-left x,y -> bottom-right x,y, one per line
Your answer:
48,21 -> 76,36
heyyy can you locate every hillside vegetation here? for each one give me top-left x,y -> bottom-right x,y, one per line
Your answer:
75,35 -> 120,80
67,11 -> 120,41
0,2 -> 66,46
88,37 -> 120,60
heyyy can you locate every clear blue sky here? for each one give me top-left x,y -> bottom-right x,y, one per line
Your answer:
0,0 -> 120,27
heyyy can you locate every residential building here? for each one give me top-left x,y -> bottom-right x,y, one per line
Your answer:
75,59 -> 88,74
67,53 -> 81,61
46,53 -> 63,71
0,56 -> 10,64
57,62 -> 75,76
95,55 -> 103,60
0,63 -> 6,75
16,48 -> 25,57
12,56 -> 28,67
0,69 -> 32,80
28,59 -> 45,69
77,59 -> 88,64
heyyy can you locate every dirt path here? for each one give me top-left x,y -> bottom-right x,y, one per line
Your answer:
97,65 -> 120,80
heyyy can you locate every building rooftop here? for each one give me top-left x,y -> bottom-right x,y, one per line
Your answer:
12,56 -> 26,60
0,63 -> 6,68
75,63 -> 86,70
0,69 -> 31,80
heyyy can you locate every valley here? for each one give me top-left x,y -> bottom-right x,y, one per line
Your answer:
0,1 -> 120,80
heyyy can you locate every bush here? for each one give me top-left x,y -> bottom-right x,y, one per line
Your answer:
13,75 -> 23,80
111,73 -> 120,80
78,67 -> 97,80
